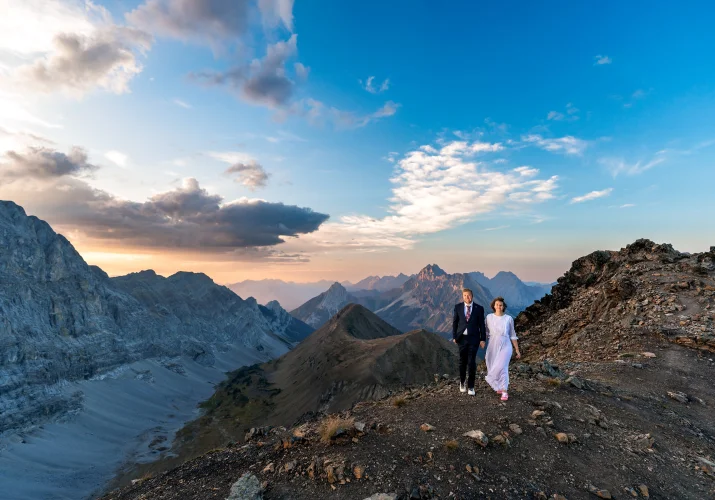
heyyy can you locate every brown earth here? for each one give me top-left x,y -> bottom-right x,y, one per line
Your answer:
101,341 -> 715,499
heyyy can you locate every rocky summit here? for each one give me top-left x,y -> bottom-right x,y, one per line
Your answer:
516,238 -> 715,360
103,240 -> 715,500
290,282 -> 356,328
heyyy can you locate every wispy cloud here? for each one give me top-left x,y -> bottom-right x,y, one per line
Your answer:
620,204 -> 635,208
522,134 -> 589,155
361,76 -> 390,94
570,188 -> 613,204
547,103 -> 579,122
287,98 -> 400,129
599,156 -> 665,177
173,99 -> 191,109
594,55 -> 612,65
483,225 -> 510,231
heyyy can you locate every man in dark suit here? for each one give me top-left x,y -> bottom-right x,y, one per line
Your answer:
452,288 -> 486,395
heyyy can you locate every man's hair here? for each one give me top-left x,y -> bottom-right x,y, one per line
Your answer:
490,296 -> 508,312
462,288 -> 473,296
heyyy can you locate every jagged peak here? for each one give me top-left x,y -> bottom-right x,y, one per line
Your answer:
0,199 -> 27,218
418,264 -> 447,279
326,281 -> 347,293
266,299 -> 282,310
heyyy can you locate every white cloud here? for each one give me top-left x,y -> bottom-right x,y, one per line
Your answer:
0,91 -> 63,129
105,150 -> 128,167
295,139 -> 559,251
570,188 -> 613,204
547,103 -> 579,122
600,156 -> 665,177
294,62 -> 309,80
289,99 -> 401,129
594,55 -> 612,65
483,225 -> 510,231
522,134 -> 588,155
620,204 -> 635,208
0,0 -> 95,55
362,76 -> 390,94
2,1 -> 152,97
173,98 -> 191,108
208,150 -> 256,165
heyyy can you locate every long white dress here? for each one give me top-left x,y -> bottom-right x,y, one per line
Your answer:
484,313 -> 518,392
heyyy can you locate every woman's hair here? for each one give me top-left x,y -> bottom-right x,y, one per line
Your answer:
490,296 -> 507,312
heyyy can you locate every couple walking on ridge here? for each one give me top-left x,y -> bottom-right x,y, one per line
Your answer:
452,288 -> 521,401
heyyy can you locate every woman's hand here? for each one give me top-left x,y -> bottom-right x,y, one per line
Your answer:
515,350 -> 522,359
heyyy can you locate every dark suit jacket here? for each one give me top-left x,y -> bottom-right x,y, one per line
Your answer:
452,302 -> 486,344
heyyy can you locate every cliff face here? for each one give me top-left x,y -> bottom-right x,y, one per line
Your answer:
0,200 -> 311,434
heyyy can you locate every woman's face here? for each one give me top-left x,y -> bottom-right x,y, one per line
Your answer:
494,301 -> 505,314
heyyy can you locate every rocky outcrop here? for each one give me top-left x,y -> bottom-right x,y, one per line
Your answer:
516,239 -> 715,359
0,200 -> 311,434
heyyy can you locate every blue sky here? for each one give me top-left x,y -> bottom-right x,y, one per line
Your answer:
1,0 -> 714,284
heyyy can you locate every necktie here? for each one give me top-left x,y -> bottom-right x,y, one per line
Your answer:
466,305 -> 471,321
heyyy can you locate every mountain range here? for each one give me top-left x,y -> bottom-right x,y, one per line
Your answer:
288,264 -> 551,333
0,200 -> 312,499
227,274 -> 413,311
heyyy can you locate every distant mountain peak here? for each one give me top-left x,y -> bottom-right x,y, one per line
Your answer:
328,303 -> 403,340
327,281 -> 347,292
168,271 -> 215,285
418,264 -> 446,279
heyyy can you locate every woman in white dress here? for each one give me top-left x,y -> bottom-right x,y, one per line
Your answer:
484,297 -> 521,401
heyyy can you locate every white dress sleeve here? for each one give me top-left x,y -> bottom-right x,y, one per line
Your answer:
485,313 -> 491,338
509,316 -> 518,340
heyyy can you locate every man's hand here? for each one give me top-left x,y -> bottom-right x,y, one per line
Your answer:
452,339 -> 457,344
479,341 -> 486,349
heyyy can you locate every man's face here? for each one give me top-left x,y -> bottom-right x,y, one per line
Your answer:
463,292 -> 473,303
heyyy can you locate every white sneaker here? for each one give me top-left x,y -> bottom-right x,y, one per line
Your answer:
468,388 -> 476,396
459,382 -> 466,393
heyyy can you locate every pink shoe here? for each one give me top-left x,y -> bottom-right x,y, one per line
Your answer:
500,392 -> 509,401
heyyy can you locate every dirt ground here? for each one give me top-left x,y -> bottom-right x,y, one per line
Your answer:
101,335 -> 715,500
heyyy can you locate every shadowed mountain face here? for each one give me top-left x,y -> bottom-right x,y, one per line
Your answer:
289,282 -> 397,329
375,264 -> 493,334
156,305 -> 458,471
0,200 -> 310,435
481,271 -> 551,314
